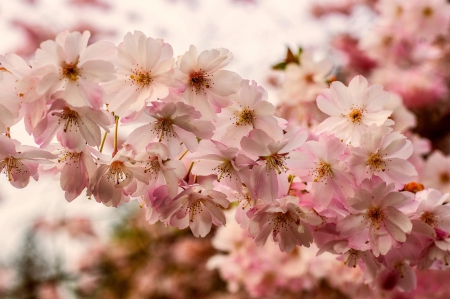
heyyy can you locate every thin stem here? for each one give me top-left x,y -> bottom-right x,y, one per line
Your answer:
178,149 -> 189,160
183,162 -> 194,182
287,174 -> 295,195
5,127 -> 10,138
99,131 -> 108,153
112,115 -> 119,157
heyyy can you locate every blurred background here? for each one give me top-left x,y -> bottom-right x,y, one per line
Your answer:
1,0 -> 450,298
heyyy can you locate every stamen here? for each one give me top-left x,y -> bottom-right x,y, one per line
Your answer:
61,62 -> 80,81
366,206 -> 384,229
106,161 -> 129,185
312,162 -> 332,182
235,108 -> 254,126
367,152 -> 386,172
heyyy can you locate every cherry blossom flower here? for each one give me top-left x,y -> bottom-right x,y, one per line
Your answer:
280,50 -> 333,103
0,71 -> 21,133
247,195 -> 322,253
317,239 -> 380,280
0,53 -> 48,133
315,75 -> 393,146
50,146 -> 97,202
348,126 -> 417,189
133,142 -> 185,198
158,184 -> 230,237
214,80 -> 283,147
87,149 -> 149,207
104,31 -> 184,117
33,99 -> 112,151
420,151 -> 450,195
240,127 -> 308,203
289,133 -> 354,208
413,189 -> 450,233
175,45 -> 242,120
0,135 -> 56,188
31,30 -> 116,109
187,139 -> 254,192
337,181 -> 413,256
124,101 -> 214,157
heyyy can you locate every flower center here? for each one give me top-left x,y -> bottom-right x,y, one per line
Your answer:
344,249 -> 359,268
58,151 -> 81,164
265,153 -> 289,174
130,70 -> 152,87
190,70 -> 211,92
366,207 -> 384,229
57,108 -> 80,132
312,162 -> 332,182
422,6 -> 433,17
213,160 -> 234,181
235,108 -> 254,126
152,118 -> 175,141
440,173 -> 450,184
348,107 -> 364,123
107,161 -> 129,185
144,156 -> 161,176
303,73 -> 314,84
367,152 -> 386,172
420,211 -> 436,227
0,157 -> 21,181
270,212 -> 300,234
62,62 -> 80,81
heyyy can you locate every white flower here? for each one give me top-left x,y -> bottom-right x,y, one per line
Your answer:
315,75 -> 393,146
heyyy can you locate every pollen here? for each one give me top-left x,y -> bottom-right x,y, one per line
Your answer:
152,118 -> 175,141
130,71 -> 152,87
213,160 -> 234,181
312,162 -> 332,182
344,249 -> 359,268
265,153 -> 289,174
366,206 -> 385,229
269,211 -> 300,234
303,73 -> 314,84
420,211 -> 437,227
58,151 -> 81,165
367,152 -> 386,172
61,62 -> 80,81
144,157 -> 161,177
106,161 -> 130,185
190,70 -> 211,92
347,107 -> 364,123
56,108 -> 80,132
440,173 -> 450,184
235,108 -> 254,126
0,157 -> 22,181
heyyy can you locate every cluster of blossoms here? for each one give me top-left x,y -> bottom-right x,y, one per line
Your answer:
2,24 -> 450,295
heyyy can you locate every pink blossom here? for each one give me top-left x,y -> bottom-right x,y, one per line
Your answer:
337,181 -> 413,256
0,71 -> 21,133
87,149 -> 149,207
51,146 -> 97,202
248,195 -> 322,253
290,133 -> 355,208
348,126 -> 417,189
33,99 -> 112,151
175,45 -> 242,120
214,80 -> 283,147
280,50 -> 333,103
247,196 -> 322,252
187,139 -> 254,192
240,127 -> 308,203
0,135 -> 56,188
315,75 -> 393,146
133,142 -> 185,198
104,31 -> 183,117
158,184 -> 230,237
31,30 -> 116,109
420,151 -> 450,195
124,101 -> 214,158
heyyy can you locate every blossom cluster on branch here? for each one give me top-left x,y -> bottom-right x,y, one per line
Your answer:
0,23 -> 449,294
